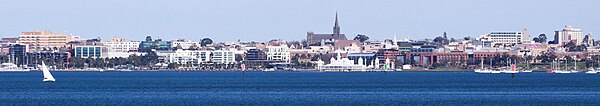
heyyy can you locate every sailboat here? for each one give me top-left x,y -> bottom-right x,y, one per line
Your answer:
586,60 -> 598,74
474,59 -> 492,73
553,58 -> 574,74
41,62 -> 55,82
500,59 -> 519,74
521,57 -> 533,73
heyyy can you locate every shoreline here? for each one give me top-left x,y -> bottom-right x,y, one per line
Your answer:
1,70 -> 474,72
0,69 -> 555,72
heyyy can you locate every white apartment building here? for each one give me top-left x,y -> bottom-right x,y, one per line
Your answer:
164,50 -> 212,65
171,39 -> 199,49
158,49 -> 236,66
554,26 -> 584,45
479,31 -> 526,46
212,50 -> 236,64
101,37 -> 141,52
266,45 -> 291,63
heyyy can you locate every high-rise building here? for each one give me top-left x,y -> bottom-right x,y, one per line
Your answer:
554,26 -> 584,45
306,13 -> 347,46
18,30 -> 73,51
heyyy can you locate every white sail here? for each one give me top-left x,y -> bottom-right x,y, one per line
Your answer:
42,62 -> 55,82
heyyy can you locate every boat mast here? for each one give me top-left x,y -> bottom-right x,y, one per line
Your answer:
574,57 -> 577,71
480,58 -> 484,69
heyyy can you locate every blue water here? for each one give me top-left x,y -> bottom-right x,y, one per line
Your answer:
1,72 -> 599,105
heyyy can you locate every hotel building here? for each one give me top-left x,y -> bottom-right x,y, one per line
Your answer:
554,26 -> 584,45
18,30 -> 73,51
479,31 -> 526,46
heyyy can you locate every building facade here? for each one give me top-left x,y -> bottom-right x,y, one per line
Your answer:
18,31 -> 72,51
554,26 -> 584,45
101,37 -> 141,52
74,45 -> 103,58
479,31 -> 525,46
139,36 -> 172,52
266,45 -> 291,63
164,50 -> 211,66
212,50 -> 236,64
171,39 -> 199,50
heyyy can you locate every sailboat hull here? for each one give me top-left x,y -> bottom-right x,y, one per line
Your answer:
43,79 -> 55,82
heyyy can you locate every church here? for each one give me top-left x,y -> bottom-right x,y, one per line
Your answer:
306,13 -> 348,46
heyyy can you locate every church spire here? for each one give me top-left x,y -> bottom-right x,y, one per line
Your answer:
333,12 -> 341,38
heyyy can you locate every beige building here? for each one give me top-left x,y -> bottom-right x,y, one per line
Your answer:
18,30 -> 72,51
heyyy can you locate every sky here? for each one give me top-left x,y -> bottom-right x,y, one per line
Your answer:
0,0 -> 598,42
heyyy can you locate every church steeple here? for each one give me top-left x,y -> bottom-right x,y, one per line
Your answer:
333,12 -> 341,39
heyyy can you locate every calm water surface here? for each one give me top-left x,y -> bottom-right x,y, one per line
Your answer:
1,72 -> 599,105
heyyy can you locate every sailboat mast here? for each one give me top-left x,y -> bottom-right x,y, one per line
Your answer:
574,57 -> 577,70
480,58 -> 483,69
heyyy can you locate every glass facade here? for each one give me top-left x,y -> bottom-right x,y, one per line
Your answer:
75,46 -> 102,58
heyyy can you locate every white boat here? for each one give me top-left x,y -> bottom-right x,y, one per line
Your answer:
585,70 -> 598,74
41,62 -> 55,82
490,70 -> 502,74
475,69 -> 492,73
553,70 -> 573,74
0,63 -> 30,72
501,70 -> 519,74
521,70 -> 533,73
475,59 -> 493,74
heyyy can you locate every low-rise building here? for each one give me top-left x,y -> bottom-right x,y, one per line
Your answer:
101,37 -> 140,52
73,45 -> 104,58
212,50 -> 236,64
266,45 -> 290,63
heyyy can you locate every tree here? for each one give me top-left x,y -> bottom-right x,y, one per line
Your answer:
353,34 -> 369,42
533,37 -> 541,43
433,37 -> 445,43
538,34 -> 547,43
463,36 -> 471,40
450,38 -> 456,42
200,38 -> 213,47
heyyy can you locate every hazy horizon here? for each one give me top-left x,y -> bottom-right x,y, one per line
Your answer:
1,0 -> 598,42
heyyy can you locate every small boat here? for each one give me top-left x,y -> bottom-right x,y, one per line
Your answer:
501,70 -> 519,74
41,62 -> 55,82
0,63 -> 31,72
553,70 -> 573,74
521,70 -> 533,73
475,69 -> 492,74
585,68 -> 598,74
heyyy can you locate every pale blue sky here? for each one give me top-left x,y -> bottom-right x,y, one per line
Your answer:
0,0 -> 598,42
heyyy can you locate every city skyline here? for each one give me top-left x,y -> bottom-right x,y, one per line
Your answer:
1,0 -> 599,42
